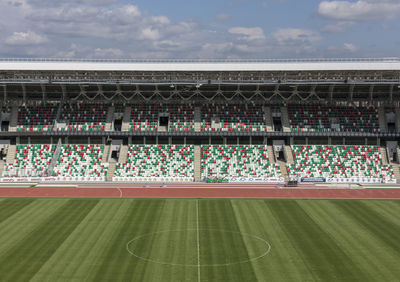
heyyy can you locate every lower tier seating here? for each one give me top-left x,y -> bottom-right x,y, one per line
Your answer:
201,145 -> 281,178
3,144 -> 55,177
289,145 -> 395,181
52,144 -> 108,179
114,145 -> 194,179
288,145 -> 345,178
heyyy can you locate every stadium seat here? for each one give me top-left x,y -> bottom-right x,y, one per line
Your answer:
52,144 -> 108,178
3,144 -> 55,177
58,104 -> 108,132
114,145 -> 194,179
17,105 -> 57,132
200,104 -> 267,132
288,104 -> 380,132
201,145 -> 281,178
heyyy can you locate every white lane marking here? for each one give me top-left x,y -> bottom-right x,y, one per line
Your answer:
116,187 -> 122,198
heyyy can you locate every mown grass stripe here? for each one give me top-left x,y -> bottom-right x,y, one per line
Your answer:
199,199 -> 258,282
231,200 -> 311,281
92,199 -> 166,281
299,200 -> 400,281
332,200 -> 400,256
360,200 -> 400,226
0,199 -> 68,258
139,200 -> 197,282
30,199 -> 133,282
0,199 -> 99,282
267,199 -> 368,282
0,198 -> 35,224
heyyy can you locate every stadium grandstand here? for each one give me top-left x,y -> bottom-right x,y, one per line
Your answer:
0,57 -> 399,185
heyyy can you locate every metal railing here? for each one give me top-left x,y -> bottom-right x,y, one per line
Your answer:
0,57 -> 399,63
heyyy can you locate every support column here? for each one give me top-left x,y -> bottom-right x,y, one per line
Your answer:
144,136 -> 146,145
250,136 -> 252,145
237,137 -> 239,145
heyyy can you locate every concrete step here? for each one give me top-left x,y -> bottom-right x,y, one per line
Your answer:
9,106 -> 18,132
380,146 -> 389,164
278,161 -> 288,177
267,145 -> 275,163
121,106 -> 132,131
280,106 -> 290,132
106,162 -> 116,181
194,145 -> 201,181
102,145 -> 110,163
284,145 -> 294,164
263,106 -> 273,132
194,107 -> 201,132
6,144 -> 16,164
118,145 -> 128,163
378,106 -> 387,132
392,163 -> 400,181
105,106 -> 115,131
0,160 -> 5,177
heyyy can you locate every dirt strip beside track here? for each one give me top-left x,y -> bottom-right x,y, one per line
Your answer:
0,186 -> 400,199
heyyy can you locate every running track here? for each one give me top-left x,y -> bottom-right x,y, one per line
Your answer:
0,184 -> 400,199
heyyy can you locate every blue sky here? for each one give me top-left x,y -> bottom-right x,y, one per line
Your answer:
0,0 -> 399,59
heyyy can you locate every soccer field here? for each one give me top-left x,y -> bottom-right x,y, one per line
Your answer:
0,198 -> 399,281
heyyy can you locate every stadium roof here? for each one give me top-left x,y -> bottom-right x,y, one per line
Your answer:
1,58 -> 400,72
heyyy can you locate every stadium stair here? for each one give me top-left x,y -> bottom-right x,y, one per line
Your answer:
392,163 -> 400,182
118,145 -> 128,163
267,145 -> 276,163
0,160 -> 5,177
194,145 -> 201,181
378,106 -> 387,132
278,161 -> 288,179
6,145 -> 16,164
9,106 -> 18,132
105,106 -> 115,131
106,161 -> 116,181
121,105 -> 131,131
45,140 -> 62,176
263,106 -> 274,132
280,106 -> 290,132
284,145 -> 294,164
380,146 -> 389,164
102,145 -> 110,163
194,107 -> 201,132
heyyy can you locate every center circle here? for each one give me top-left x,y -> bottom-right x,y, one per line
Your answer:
126,229 -> 271,266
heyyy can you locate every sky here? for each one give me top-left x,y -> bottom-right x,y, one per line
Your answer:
0,0 -> 399,59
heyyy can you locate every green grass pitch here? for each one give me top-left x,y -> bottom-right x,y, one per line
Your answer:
0,198 -> 399,281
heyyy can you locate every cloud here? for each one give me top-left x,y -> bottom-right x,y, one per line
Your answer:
216,13 -> 231,21
318,0 -> 400,21
320,21 -> 353,33
5,31 -> 48,45
327,43 -> 360,54
228,27 -> 265,41
271,28 -> 320,45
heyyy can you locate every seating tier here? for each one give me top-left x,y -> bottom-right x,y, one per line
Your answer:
52,144 -> 108,178
58,104 -> 108,131
200,104 -> 267,132
3,144 -> 55,177
201,145 -> 281,178
115,145 -> 194,178
17,105 -> 57,132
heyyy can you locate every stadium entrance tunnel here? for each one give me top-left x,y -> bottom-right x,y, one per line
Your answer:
126,229 -> 271,266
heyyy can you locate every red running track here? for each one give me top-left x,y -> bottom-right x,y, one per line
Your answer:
0,186 -> 400,199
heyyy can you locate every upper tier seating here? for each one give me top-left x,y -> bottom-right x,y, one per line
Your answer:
201,145 -> 281,178
58,104 -> 108,131
52,144 -> 108,178
114,145 -> 194,179
289,145 -> 395,181
337,145 -> 395,180
288,104 -> 379,132
129,104 -> 194,131
17,105 -> 57,132
200,104 -> 267,132
3,144 -> 55,177
288,145 -> 345,178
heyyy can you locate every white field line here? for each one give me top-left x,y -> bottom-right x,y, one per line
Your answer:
196,199 -> 201,282
116,187 -> 122,198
